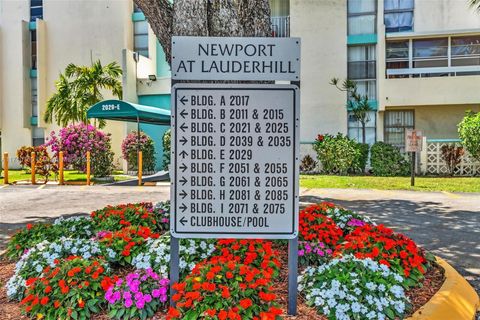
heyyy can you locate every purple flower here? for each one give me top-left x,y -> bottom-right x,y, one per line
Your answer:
152,289 -> 161,298
135,300 -> 145,309
144,294 -> 152,303
298,249 -> 305,256
347,218 -> 366,227
124,299 -> 133,308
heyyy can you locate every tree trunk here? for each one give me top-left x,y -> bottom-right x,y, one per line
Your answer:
134,0 -> 272,66
361,121 -> 366,144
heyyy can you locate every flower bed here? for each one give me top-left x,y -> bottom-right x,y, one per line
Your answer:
0,201 -> 449,320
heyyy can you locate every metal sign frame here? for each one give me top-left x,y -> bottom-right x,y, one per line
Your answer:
170,83 -> 299,239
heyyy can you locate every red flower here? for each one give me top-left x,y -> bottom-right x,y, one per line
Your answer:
239,298 -> 252,309
44,286 -> 51,294
40,296 -> 49,305
26,223 -> 33,230
54,300 -> 60,309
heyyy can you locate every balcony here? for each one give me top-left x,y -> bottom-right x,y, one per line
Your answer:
271,16 -> 290,37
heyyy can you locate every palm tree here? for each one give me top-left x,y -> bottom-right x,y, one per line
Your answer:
44,60 -> 122,128
330,78 -> 373,144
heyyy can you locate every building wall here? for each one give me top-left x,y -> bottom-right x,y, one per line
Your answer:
290,0 -> 348,144
0,1 -> 32,163
0,0 -> 135,168
414,0 -> 480,32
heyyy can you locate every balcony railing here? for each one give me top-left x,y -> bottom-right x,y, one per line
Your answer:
386,65 -> 480,78
271,16 -> 290,37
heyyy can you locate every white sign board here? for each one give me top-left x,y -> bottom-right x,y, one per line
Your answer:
405,129 -> 423,152
171,84 -> 299,239
171,36 -> 301,81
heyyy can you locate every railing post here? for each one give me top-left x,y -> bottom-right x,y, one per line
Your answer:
31,152 -> 36,185
59,151 -> 64,185
3,152 -> 8,185
138,151 -> 143,186
86,151 -> 91,186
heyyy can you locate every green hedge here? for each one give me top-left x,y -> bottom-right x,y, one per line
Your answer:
370,142 -> 410,176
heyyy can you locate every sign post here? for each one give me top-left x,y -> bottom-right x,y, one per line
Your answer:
170,36 -> 301,314
405,129 -> 423,187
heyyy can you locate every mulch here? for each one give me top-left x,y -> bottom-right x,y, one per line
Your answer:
0,251 -> 445,320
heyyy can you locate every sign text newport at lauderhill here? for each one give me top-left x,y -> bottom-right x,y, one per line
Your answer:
171,36 -> 301,81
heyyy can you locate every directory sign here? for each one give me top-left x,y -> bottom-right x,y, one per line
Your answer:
171,84 -> 299,239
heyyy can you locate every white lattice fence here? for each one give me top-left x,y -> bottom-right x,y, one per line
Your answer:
425,140 -> 480,176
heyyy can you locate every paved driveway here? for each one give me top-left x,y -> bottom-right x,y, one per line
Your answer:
1,184 -> 479,291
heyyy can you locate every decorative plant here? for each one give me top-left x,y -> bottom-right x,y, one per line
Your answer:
313,133 -> 360,175
162,129 -> 171,170
441,144 -> 464,176
46,122 -> 114,177
334,224 -> 429,288
168,240 -> 282,319
352,143 -> 370,174
121,131 -> 156,172
16,145 -> 58,181
20,256 -> 112,320
458,110 -> 480,162
105,269 -> 169,319
299,255 -> 410,320
370,142 -> 410,176
132,234 -> 216,278
98,226 -> 159,266
299,154 -> 317,173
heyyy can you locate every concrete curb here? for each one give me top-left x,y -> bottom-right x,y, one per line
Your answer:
407,257 -> 479,320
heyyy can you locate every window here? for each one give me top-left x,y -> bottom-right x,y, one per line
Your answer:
134,20 -> 149,58
30,0 -> 43,21
384,110 -> 414,151
32,127 -> 45,146
31,79 -> 38,117
451,35 -> 480,66
348,45 -> 376,80
348,0 -> 376,35
348,111 -> 377,144
412,38 -> 448,68
384,0 -> 414,33
31,30 -> 37,69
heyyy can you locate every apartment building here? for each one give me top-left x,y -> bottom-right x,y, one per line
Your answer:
1,0 -> 479,172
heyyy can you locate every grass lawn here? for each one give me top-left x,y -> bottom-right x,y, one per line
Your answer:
3,169 -> 134,184
300,174 -> 480,193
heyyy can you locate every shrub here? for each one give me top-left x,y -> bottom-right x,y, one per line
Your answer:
441,145 -> 464,176
16,145 -> 58,181
16,146 -> 36,172
20,256 -> 112,320
46,122 -> 114,177
121,131 -> 156,172
168,240 -> 282,320
300,154 -> 317,172
458,110 -> 480,162
153,201 -> 170,232
105,269 -> 169,319
352,143 -> 369,174
6,224 -> 58,260
370,142 -> 410,176
162,129 -> 171,170
313,133 -> 359,175
132,234 -> 216,278
334,224 -> 428,288
299,255 -> 410,320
